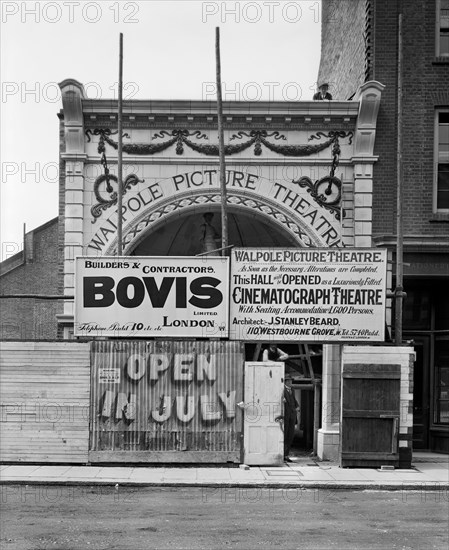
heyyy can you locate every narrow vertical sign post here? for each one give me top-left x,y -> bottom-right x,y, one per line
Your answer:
216,27 -> 228,254
117,32 -> 124,256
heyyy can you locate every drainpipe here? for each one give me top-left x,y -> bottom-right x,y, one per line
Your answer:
395,13 -> 405,345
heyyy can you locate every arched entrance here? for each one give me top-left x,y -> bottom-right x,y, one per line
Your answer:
102,185 -> 330,256
129,207 -> 299,256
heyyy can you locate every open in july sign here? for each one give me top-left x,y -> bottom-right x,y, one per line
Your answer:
229,248 -> 387,342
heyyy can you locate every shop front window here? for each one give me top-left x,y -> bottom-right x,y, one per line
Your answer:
403,288 -> 431,330
434,337 -> 449,425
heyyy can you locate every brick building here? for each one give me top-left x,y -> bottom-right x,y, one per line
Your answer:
3,75 -> 417,466
0,218 -> 64,340
318,0 -> 449,452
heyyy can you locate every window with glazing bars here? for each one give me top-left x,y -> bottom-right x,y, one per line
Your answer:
436,111 -> 449,211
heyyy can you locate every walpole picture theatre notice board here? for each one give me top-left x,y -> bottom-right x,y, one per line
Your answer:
229,248 -> 387,342
75,256 -> 230,338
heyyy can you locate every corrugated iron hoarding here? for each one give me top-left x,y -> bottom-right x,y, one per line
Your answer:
89,340 -> 244,463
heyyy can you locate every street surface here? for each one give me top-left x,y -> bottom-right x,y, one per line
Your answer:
1,485 -> 447,549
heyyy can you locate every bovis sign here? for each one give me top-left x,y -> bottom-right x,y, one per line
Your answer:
229,248 -> 387,342
74,256 -> 229,338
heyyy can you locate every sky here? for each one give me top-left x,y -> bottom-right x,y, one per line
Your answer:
1,0 -> 322,261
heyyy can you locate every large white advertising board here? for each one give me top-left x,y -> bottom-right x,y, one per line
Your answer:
75,256 -> 229,338
230,248 -> 387,342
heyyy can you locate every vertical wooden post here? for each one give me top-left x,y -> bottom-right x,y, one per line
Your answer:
23,223 -> 26,264
117,33 -> 124,256
215,27 -> 228,254
313,380 -> 321,457
395,14 -> 404,345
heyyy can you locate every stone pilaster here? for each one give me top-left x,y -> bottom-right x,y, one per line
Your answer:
317,344 -> 342,461
351,81 -> 385,248
57,80 -> 86,325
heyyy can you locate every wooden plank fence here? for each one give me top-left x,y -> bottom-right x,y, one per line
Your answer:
0,342 -> 90,463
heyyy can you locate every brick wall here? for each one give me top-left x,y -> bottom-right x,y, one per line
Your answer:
0,218 -> 63,340
373,0 -> 449,236
369,0 -> 401,235
318,0 -> 449,237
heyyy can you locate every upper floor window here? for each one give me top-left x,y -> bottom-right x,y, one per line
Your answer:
435,111 -> 449,211
438,0 -> 449,56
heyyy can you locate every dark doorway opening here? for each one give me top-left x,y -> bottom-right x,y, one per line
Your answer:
130,209 -> 297,256
245,342 -> 322,455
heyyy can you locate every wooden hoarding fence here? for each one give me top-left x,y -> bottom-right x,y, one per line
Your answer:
0,342 -> 90,463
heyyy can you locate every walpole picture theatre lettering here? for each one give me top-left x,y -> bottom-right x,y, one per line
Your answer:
230,248 -> 387,342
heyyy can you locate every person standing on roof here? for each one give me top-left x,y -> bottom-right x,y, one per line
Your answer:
313,82 -> 333,100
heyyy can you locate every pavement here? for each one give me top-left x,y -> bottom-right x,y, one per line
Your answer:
0,452 -> 447,490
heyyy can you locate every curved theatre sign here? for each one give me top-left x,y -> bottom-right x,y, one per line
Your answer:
83,128 -> 351,255
86,168 -> 342,255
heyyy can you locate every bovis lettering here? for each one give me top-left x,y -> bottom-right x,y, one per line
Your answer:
83,276 -> 223,309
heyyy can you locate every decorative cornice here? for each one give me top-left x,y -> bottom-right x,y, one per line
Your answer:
81,99 -> 360,117
86,128 -> 353,158
350,155 -> 379,164
61,153 -> 88,161
84,119 -> 356,133
81,99 -> 359,135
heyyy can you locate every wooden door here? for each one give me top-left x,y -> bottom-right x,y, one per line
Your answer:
243,362 -> 284,465
341,363 -> 400,468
